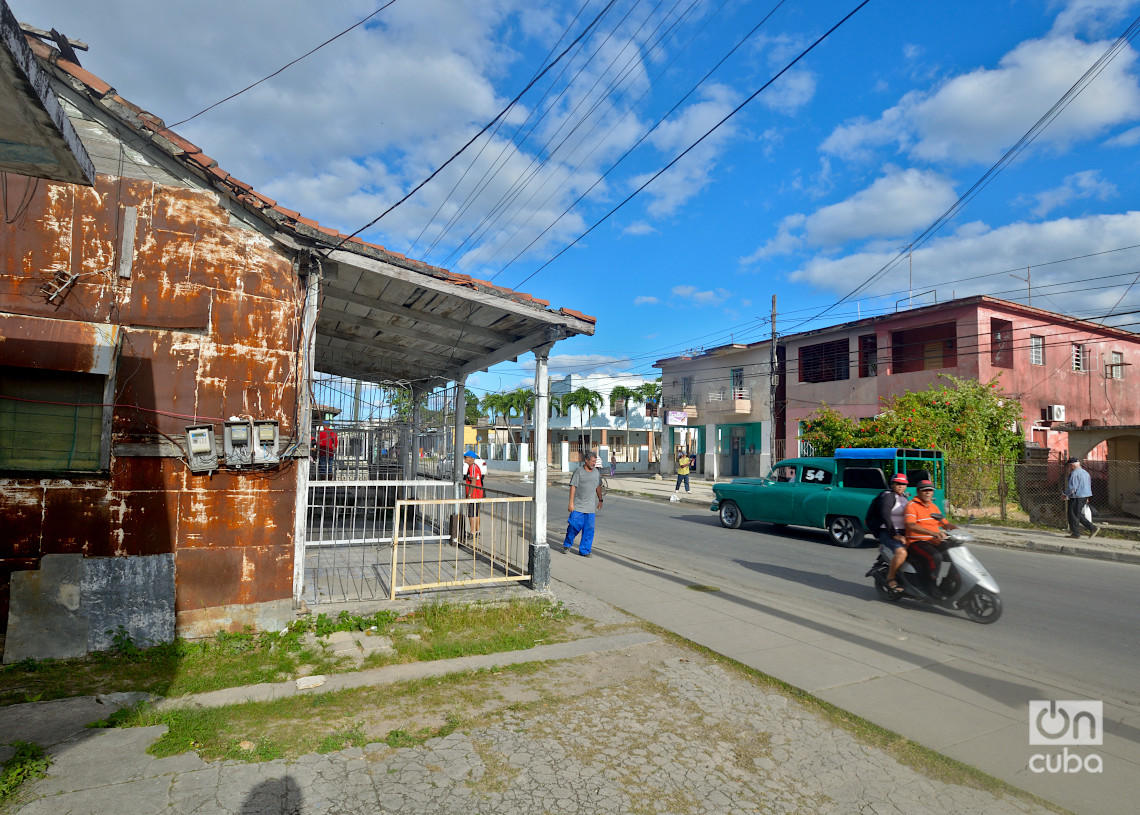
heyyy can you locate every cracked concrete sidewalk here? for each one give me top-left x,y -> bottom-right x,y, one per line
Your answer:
3,583 -> 1063,815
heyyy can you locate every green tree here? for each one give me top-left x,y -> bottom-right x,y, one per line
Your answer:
798,375 -> 1024,508
635,378 -> 661,411
566,386 -> 604,448
465,391 -> 482,425
609,385 -> 639,432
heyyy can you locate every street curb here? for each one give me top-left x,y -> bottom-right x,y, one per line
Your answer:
968,534 -> 1140,565
155,632 -> 659,711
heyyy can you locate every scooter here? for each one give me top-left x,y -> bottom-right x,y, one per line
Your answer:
865,530 -> 1003,624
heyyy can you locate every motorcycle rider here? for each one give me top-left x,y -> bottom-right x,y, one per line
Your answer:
869,473 -> 911,595
904,480 -> 956,590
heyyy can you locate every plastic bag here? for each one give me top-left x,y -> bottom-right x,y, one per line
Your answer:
1082,503 -> 1093,524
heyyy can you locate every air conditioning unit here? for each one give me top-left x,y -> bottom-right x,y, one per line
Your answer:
1045,405 -> 1066,422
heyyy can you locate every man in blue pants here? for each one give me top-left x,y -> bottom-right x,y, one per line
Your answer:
563,451 -> 604,557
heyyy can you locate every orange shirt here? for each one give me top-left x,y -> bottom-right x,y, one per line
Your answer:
904,498 -> 947,543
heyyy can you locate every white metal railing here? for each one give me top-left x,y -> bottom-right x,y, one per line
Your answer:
390,495 -> 533,598
706,387 -> 751,402
303,479 -> 457,604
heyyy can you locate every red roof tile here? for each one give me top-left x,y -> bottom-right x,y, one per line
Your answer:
55,57 -> 113,97
559,307 -> 597,324
25,36 -> 591,327
152,128 -> 199,155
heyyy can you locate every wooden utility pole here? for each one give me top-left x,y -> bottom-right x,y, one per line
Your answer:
769,295 -> 777,467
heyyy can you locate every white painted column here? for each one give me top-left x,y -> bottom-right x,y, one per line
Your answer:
292,260 -> 321,607
531,344 -> 553,589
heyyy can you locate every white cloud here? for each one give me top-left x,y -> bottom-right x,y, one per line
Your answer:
804,168 -> 958,245
788,211 -> 1140,319
740,213 -> 805,265
760,69 -> 816,115
638,84 -> 740,217
633,296 -> 659,305
514,354 -> 632,376
1106,125 -> 1140,146
622,221 -> 657,236
1051,0 -> 1138,37
823,34 -> 1140,165
741,169 -> 956,263
671,285 -> 730,306
1022,170 -> 1117,217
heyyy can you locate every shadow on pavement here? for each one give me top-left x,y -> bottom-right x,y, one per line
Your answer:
240,775 -> 303,815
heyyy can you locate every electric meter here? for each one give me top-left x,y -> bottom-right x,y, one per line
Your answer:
184,424 -> 218,473
223,420 -> 254,467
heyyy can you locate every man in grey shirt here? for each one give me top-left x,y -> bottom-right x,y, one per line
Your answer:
562,451 -> 604,557
1062,456 -> 1098,539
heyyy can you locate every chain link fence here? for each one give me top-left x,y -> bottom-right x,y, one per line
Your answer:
947,452 -> 1140,528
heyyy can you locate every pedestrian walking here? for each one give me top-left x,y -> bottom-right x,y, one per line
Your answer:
674,448 -> 694,493
462,451 -> 484,538
316,421 -> 337,479
1062,456 -> 1098,539
563,451 -> 604,556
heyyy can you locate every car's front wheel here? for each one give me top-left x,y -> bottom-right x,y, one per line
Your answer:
827,515 -> 864,547
719,500 -> 743,529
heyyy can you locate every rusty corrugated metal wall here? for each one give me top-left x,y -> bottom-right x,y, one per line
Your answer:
0,170 -> 302,640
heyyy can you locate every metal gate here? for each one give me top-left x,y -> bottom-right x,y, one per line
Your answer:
301,376 -> 465,604
390,495 -> 533,599
303,477 -> 455,604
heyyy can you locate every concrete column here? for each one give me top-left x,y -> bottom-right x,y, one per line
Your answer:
292,261 -> 321,607
530,344 -> 553,590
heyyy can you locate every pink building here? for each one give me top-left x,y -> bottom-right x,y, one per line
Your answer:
781,296 -> 1140,458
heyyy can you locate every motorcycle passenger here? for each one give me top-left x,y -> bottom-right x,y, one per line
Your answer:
870,473 -> 911,595
904,480 -> 956,589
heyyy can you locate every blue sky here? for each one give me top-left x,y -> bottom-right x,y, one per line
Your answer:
22,0 -> 1140,398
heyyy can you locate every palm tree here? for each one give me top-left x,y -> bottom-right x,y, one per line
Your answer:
506,387 -> 535,445
609,385 -> 638,433
636,379 -> 662,464
567,386 -> 604,452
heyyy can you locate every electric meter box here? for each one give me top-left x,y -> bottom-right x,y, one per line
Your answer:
184,424 -> 218,473
252,419 -> 280,465
223,420 -> 254,468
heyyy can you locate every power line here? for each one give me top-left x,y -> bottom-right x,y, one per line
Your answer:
789,10 -> 1140,334
327,0 -> 620,254
481,0 -> 788,281
169,1 -> 399,128
511,0 -> 868,290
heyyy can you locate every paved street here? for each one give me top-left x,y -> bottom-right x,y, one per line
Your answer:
536,478 -> 1140,815
8,585 -> 1062,815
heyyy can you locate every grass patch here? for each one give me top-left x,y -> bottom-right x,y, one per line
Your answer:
0,741 -> 52,809
0,599 -> 580,708
686,584 -> 721,593
108,665 -> 537,762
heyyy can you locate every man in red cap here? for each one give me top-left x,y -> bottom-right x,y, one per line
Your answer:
905,479 -> 956,587
868,472 -> 912,593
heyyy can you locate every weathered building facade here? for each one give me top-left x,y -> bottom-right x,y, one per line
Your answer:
0,21 -> 594,659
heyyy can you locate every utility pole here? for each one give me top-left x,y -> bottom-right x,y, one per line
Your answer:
1010,266 -> 1031,305
769,295 -> 777,469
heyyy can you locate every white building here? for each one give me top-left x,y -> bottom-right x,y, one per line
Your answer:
549,372 -> 661,472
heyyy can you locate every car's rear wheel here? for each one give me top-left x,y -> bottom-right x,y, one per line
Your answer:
719,500 -> 743,529
827,515 -> 864,547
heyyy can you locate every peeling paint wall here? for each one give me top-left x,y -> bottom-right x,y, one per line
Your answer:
0,171 -> 302,647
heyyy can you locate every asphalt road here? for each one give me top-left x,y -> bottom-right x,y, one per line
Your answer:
523,480 -> 1140,712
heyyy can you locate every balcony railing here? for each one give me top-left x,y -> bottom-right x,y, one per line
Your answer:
706,387 -> 751,402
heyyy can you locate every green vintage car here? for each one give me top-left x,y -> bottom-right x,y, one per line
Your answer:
710,448 -> 946,547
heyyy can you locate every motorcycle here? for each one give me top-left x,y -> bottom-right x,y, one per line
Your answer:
865,529 -> 1003,624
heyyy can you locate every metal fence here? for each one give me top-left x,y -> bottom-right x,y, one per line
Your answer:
390,493 -> 534,599
946,455 -> 1140,527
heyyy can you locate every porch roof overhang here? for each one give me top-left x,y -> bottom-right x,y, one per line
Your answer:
315,249 -> 596,389
0,6 -> 93,185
